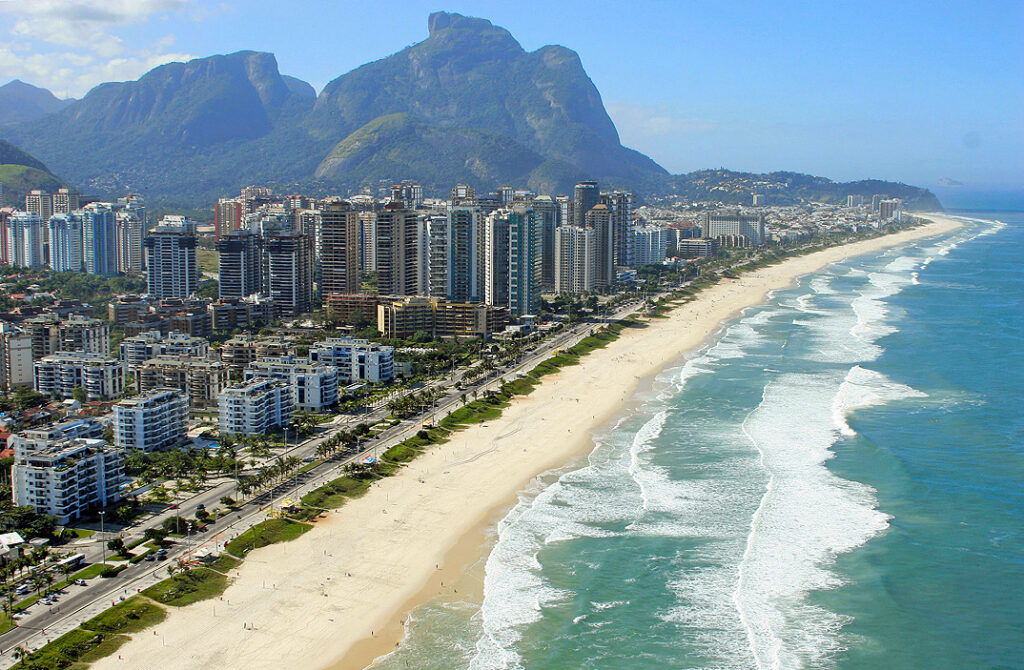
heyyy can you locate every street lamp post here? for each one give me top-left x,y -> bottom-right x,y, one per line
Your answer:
98,510 -> 106,566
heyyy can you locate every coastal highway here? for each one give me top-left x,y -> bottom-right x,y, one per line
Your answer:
0,299 -> 646,663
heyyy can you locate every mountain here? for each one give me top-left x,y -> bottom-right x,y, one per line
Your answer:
310,11 -> 665,192
658,169 -> 942,211
0,80 -> 74,125
0,139 -> 65,207
0,13 -> 667,206
0,13 -> 940,211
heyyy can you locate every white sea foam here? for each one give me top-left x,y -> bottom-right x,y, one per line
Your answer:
733,373 -> 892,670
810,275 -> 837,295
832,366 -> 928,436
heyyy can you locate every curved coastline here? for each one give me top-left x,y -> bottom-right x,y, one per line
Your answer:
90,214 -> 964,670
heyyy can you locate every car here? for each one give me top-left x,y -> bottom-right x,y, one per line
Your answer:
195,503 -> 205,511
74,579 -> 86,586
157,553 -> 168,560
197,525 -> 208,532
144,554 -> 155,561
168,503 -> 179,509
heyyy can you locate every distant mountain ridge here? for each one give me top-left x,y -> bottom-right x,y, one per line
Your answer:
0,12 -> 941,211
0,80 -> 74,125
660,169 -> 942,210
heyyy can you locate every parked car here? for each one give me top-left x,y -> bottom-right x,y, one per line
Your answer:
74,579 -> 86,586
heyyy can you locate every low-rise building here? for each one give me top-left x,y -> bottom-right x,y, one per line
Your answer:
135,355 -> 228,411
34,352 -> 125,400
218,379 -> 293,437
10,420 -> 126,524
120,330 -> 209,369
376,297 -> 507,340
244,356 -> 339,411
113,388 -> 189,452
21,313 -> 110,359
674,238 -> 718,259
308,338 -> 394,383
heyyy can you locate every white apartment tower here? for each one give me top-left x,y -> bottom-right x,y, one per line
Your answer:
113,388 -> 189,452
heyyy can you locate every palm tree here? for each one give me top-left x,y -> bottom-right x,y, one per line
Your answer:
12,645 -> 28,666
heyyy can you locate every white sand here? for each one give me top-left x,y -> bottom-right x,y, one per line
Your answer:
93,214 -> 962,670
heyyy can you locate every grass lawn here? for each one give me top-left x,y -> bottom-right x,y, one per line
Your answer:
207,554 -> 242,573
299,475 -> 372,514
224,518 -> 312,557
82,596 -> 166,634
196,248 -> 218,274
63,528 -> 96,539
141,568 -> 228,607
20,627 -> 129,669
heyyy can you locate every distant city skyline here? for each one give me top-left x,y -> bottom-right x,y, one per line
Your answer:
0,0 -> 1020,195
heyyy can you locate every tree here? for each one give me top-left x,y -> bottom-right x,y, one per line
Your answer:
71,386 -> 88,403
107,537 -> 127,557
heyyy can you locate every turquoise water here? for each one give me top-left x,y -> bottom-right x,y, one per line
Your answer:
373,214 -> 1022,670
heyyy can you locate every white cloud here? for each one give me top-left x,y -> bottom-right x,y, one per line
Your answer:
0,0 -> 193,97
607,103 -> 716,137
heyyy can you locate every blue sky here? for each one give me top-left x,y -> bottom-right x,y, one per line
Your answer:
1,0 -> 1021,193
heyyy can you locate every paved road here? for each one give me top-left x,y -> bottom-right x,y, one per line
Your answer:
0,299 -> 645,664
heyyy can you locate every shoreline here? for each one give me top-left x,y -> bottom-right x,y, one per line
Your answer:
91,213 -> 964,670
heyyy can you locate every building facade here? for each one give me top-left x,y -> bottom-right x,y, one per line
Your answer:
218,379 -> 294,436
145,219 -> 198,298
244,355 -> 339,411
136,355 -> 228,411
11,422 -> 126,524
113,388 -> 189,452
34,352 -> 125,400
308,338 -> 394,383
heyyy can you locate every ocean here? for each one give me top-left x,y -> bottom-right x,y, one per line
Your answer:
372,213 -> 1023,670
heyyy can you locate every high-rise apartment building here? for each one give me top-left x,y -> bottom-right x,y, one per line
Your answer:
82,203 -> 117,276
214,197 -> 244,240
217,228 -> 262,299
6,211 -> 44,269
375,205 -> 420,296
48,212 -> 84,272
532,196 -> 559,289
319,200 -> 361,308
52,188 -> 79,214
24,190 -> 52,221
508,206 -> 542,316
600,190 -> 634,267
446,206 -> 480,301
484,210 -> 510,308
574,181 -> 600,227
115,211 -> 145,274
555,225 -> 598,295
145,218 -> 198,298
450,184 -> 476,204
585,204 -> 615,287
0,323 -> 34,392
263,232 -> 313,318
426,214 -> 448,298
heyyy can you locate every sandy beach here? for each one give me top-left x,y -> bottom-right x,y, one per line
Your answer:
92,214 -> 962,670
